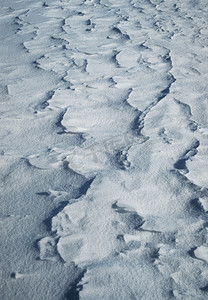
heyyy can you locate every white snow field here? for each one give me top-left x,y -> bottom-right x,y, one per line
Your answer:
0,0 -> 208,299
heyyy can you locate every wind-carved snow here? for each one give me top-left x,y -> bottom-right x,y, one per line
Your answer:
1,0 -> 208,299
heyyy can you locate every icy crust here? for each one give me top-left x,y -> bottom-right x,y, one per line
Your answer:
2,0 -> 208,299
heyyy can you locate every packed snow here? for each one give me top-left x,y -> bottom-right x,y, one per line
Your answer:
0,0 -> 208,299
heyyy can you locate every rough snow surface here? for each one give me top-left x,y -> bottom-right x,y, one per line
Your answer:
0,0 -> 208,299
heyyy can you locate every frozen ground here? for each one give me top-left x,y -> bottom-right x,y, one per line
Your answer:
0,0 -> 208,299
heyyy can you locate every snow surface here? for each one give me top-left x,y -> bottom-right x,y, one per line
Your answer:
0,0 -> 208,299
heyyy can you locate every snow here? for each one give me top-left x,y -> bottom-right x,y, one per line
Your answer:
194,245 -> 208,262
0,0 -> 208,299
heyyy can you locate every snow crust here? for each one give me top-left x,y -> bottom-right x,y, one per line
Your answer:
0,0 -> 208,299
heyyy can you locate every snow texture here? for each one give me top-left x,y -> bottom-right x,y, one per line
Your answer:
0,0 -> 208,299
